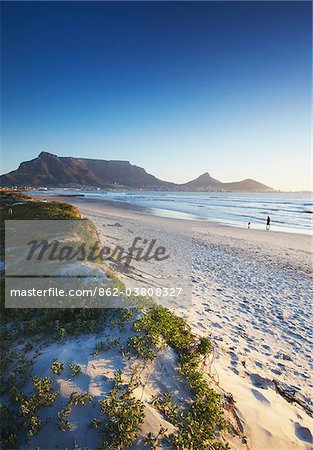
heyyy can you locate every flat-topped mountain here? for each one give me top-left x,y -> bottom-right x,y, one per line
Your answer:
0,152 -> 273,192
1,152 -> 175,189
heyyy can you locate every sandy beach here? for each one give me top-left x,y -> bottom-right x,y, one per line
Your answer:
56,196 -> 313,449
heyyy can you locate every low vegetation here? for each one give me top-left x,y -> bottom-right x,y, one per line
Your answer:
0,191 -> 114,341
14,376 -> 59,440
51,361 -> 64,375
57,391 -> 93,431
0,402 -> 20,448
96,370 -> 145,449
128,307 -> 229,449
93,338 -> 120,356
68,363 -> 82,377
57,401 -> 72,431
143,427 -> 168,449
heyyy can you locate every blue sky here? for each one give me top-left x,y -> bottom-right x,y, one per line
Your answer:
1,1 -> 312,190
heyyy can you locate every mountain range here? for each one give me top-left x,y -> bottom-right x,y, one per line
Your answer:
0,152 -> 273,192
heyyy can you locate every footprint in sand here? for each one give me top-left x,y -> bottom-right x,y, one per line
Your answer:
251,388 -> 271,406
211,322 -> 223,329
249,373 -> 272,389
271,368 -> 282,376
294,423 -> 313,444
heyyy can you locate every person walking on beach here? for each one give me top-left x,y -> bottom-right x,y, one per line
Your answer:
266,215 -> 271,230
248,221 -> 251,229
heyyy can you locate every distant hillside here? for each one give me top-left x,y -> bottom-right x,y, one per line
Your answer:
0,152 -> 175,189
0,152 -> 274,192
181,172 -> 221,189
221,179 -> 273,192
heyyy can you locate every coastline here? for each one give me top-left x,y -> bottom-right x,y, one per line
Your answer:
31,191 -> 313,236
56,195 -> 312,252
3,191 -> 312,448
61,195 -> 313,449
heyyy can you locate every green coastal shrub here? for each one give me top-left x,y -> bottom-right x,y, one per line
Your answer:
143,427 -> 168,449
69,391 -> 93,406
17,376 -> 59,439
93,338 -> 120,356
97,370 -> 145,449
68,363 -> 82,377
1,191 -> 112,340
90,418 -> 101,429
57,402 -> 72,431
0,403 -> 19,448
130,307 -> 229,449
57,391 -> 93,432
51,362 -> 64,375
151,392 -> 180,423
125,335 -> 156,361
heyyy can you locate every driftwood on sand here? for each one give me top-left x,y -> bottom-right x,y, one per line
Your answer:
273,379 -> 313,418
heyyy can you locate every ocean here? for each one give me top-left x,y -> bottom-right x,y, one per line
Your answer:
32,191 -> 312,235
